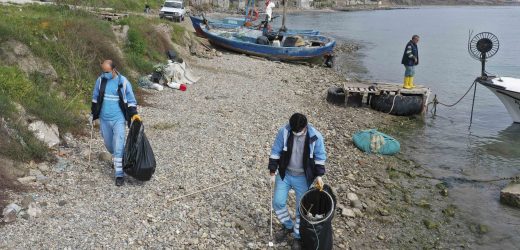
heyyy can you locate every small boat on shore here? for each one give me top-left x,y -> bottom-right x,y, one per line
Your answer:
189,16 -> 319,37
197,24 -> 335,61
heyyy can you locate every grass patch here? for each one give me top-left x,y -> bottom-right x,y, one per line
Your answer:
0,5 -> 183,163
54,0 -> 166,12
117,16 -> 176,73
170,23 -> 187,46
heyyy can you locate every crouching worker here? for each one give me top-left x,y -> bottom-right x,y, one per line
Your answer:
268,113 -> 327,249
90,60 -> 141,186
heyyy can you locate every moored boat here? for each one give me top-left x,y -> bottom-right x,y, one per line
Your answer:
190,16 -> 319,37
198,24 -> 335,61
477,77 -> 520,123
468,32 -> 520,123
197,25 -> 336,61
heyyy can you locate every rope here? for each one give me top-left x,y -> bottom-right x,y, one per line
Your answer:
389,168 -> 520,183
428,80 -> 477,109
168,179 -> 233,202
88,122 -> 94,168
387,94 -> 398,114
269,179 -> 273,246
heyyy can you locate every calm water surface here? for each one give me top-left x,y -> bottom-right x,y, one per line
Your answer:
276,6 -> 520,248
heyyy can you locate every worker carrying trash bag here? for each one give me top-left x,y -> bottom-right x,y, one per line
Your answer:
268,113 -> 327,250
90,60 -> 141,186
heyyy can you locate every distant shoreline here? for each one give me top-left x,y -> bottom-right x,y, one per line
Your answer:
270,3 -> 520,14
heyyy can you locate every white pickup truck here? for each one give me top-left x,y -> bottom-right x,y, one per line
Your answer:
159,0 -> 185,22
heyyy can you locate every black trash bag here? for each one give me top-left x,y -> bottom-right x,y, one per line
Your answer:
299,184 -> 336,250
123,120 -> 156,181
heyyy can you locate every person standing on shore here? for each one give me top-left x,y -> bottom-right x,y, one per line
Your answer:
268,113 -> 326,249
402,35 -> 420,89
90,60 -> 141,186
265,0 -> 276,22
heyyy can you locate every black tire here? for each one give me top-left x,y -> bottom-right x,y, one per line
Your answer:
326,87 -> 345,105
370,94 -> 423,116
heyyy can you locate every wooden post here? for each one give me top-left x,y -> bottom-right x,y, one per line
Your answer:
280,0 -> 287,31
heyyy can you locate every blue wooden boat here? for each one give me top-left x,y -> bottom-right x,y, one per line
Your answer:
190,16 -> 319,37
197,24 -> 335,61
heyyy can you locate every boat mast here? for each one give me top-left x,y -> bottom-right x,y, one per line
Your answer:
280,0 -> 287,31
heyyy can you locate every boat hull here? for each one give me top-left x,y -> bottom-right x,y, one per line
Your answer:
190,16 -> 319,37
200,26 -> 335,61
478,77 -> 520,123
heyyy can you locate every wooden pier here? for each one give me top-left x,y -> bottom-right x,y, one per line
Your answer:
342,82 -> 432,115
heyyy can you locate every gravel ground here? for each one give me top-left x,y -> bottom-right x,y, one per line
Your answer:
0,47 -> 423,248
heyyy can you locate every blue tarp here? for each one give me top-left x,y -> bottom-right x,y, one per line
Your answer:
352,129 -> 400,155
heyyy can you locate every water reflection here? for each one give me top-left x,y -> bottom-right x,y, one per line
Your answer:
478,123 -> 520,159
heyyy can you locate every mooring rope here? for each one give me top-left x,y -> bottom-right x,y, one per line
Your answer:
390,167 -> 520,183
387,94 -> 398,114
429,80 -> 477,108
426,80 -> 479,117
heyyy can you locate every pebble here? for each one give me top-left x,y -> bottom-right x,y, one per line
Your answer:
98,152 -> 112,162
38,163 -> 50,172
351,199 -> 363,209
2,203 -> 22,223
347,192 -> 359,202
360,181 -> 377,188
17,176 -> 37,184
27,202 -> 42,218
378,208 -> 390,216
58,200 -> 67,206
29,169 -> 43,177
21,195 -> 35,209
342,208 -> 356,218
20,211 -> 30,220
353,208 -> 363,217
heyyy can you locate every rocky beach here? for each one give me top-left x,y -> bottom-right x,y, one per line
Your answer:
0,7 -> 505,249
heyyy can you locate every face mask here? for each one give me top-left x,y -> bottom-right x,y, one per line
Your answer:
102,72 -> 113,80
293,130 -> 305,136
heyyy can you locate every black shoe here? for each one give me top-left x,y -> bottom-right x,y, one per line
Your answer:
115,177 -> 124,186
275,226 -> 293,242
291,239 -> 302,250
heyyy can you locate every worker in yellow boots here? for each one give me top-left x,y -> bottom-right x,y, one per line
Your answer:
401,35 -> 420,89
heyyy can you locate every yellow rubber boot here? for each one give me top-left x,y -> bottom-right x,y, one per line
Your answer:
403,77 -> 411,89
403,77 -> 409,89
409,76 -> 416,89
